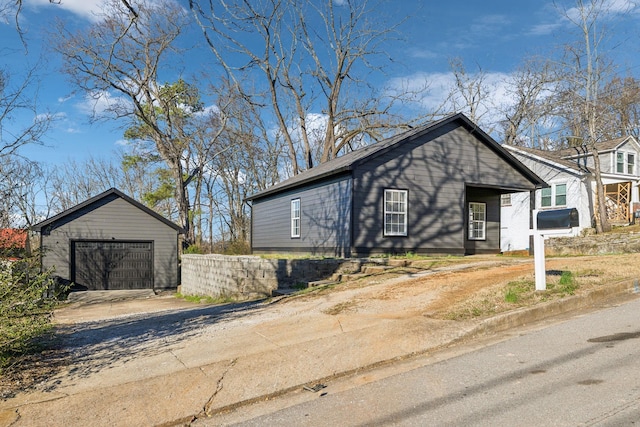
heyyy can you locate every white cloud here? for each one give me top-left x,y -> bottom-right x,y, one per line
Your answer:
25,0 -> 104,21
76,90 -> 131,116
387,70 -> 515,134
57,94 -> 75,104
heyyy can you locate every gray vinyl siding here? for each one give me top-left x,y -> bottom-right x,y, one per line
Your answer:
464,188 -> 500,254
252,175 -> 352,256
351,124 -> 535,255
40,197 -> 179,289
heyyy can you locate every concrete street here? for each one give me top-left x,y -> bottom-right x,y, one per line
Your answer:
0,257 -> 638,427
212,295 -> 640,426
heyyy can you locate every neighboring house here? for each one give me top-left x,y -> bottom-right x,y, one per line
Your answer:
0,228 -> 29,261
33,188 -> 182,291
501,136 -> 640,252
246,113 -> 546,257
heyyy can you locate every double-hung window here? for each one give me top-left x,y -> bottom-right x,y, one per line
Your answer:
291,199 -> 301,238
617,152 -> 625,173
384,189 -> 407,236
616,151 -> 636,175
555,183 -> 567,206
468,202 -> 486,240
541,183 -> 567,208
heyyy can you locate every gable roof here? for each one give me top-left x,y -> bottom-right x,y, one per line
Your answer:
247,113 -> 546,201
504,135 -> 640,175
504,145 -> 591,174
32,188 -> 183,233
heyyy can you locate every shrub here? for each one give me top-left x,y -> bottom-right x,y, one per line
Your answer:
0,260 -> 59,370
183,244 -> 204,254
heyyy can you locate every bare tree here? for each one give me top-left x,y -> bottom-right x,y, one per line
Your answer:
0,61 -> 54,228
48,157 -> 122,212
554,0 -> 623,233
0,67 -> 52,158
445,58 -> 492,126
600,76 -> 640,139
501,58 -> 557,147
0,156 -> 50,227
189,0 -> 424,176
52,0 -> 203,244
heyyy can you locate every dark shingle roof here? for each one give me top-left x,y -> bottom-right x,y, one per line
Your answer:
247,113 -> 545,201
33,188 -> 183,233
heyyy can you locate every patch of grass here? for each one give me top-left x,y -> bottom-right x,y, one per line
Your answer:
175,292 -> 234,304
552,271 -> 578,295
504,280 -> 533,304
322,300 -> 357,315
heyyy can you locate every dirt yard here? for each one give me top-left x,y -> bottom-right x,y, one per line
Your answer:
2,253 -> 639,400
287,253 -> 640,320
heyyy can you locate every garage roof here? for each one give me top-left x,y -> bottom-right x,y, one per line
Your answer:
33,188 -> 183,233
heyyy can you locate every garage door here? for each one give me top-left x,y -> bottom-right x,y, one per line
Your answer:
72,241 -> 153,290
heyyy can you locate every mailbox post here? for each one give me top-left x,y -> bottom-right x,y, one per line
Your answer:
532,208 -> 579,291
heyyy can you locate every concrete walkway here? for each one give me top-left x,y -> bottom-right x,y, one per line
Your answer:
0,276 -> 638,427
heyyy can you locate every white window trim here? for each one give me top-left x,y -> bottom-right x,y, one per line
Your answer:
615,151 -> 636,175
383,189 -> 408,237
291,198 -> 300,238
468,202 -> 486,241
500,193 -> 512,207
540,183 -> 567,208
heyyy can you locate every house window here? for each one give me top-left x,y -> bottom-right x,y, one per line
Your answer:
500,194 -> 512,207
617,152 -> 624,173
384,189 -> 407,236
468,202 -> 486,240
291,199 -> 300,238
616,151 -> 635,174
555,184 -> 567,206
541,184 -> 566,208
541,187 -> 552,207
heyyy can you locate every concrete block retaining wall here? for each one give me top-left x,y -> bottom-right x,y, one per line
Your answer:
181,254 -> 364,299
546,231 -> 640,256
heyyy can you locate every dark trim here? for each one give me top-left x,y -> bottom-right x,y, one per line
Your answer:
248,200 -> 254,255
33,188 -> 183,233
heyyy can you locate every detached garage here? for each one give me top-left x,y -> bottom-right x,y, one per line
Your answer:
33,188 -> 182,291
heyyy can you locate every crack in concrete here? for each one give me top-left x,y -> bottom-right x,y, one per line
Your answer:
254,331 -> 282,347
202,358 -> 237,416
170,349 -> 189,369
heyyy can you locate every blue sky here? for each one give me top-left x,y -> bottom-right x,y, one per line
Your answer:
2,0 -> 640,169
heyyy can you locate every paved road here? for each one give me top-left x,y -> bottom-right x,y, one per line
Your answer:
215,297 -> 640,426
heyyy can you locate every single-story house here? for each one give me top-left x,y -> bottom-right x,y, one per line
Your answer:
246,113 -> 546,257
33,188 -> 182,291
501,136 -> 640,252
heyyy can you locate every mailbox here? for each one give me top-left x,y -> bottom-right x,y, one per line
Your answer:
537,208 -> 579,230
